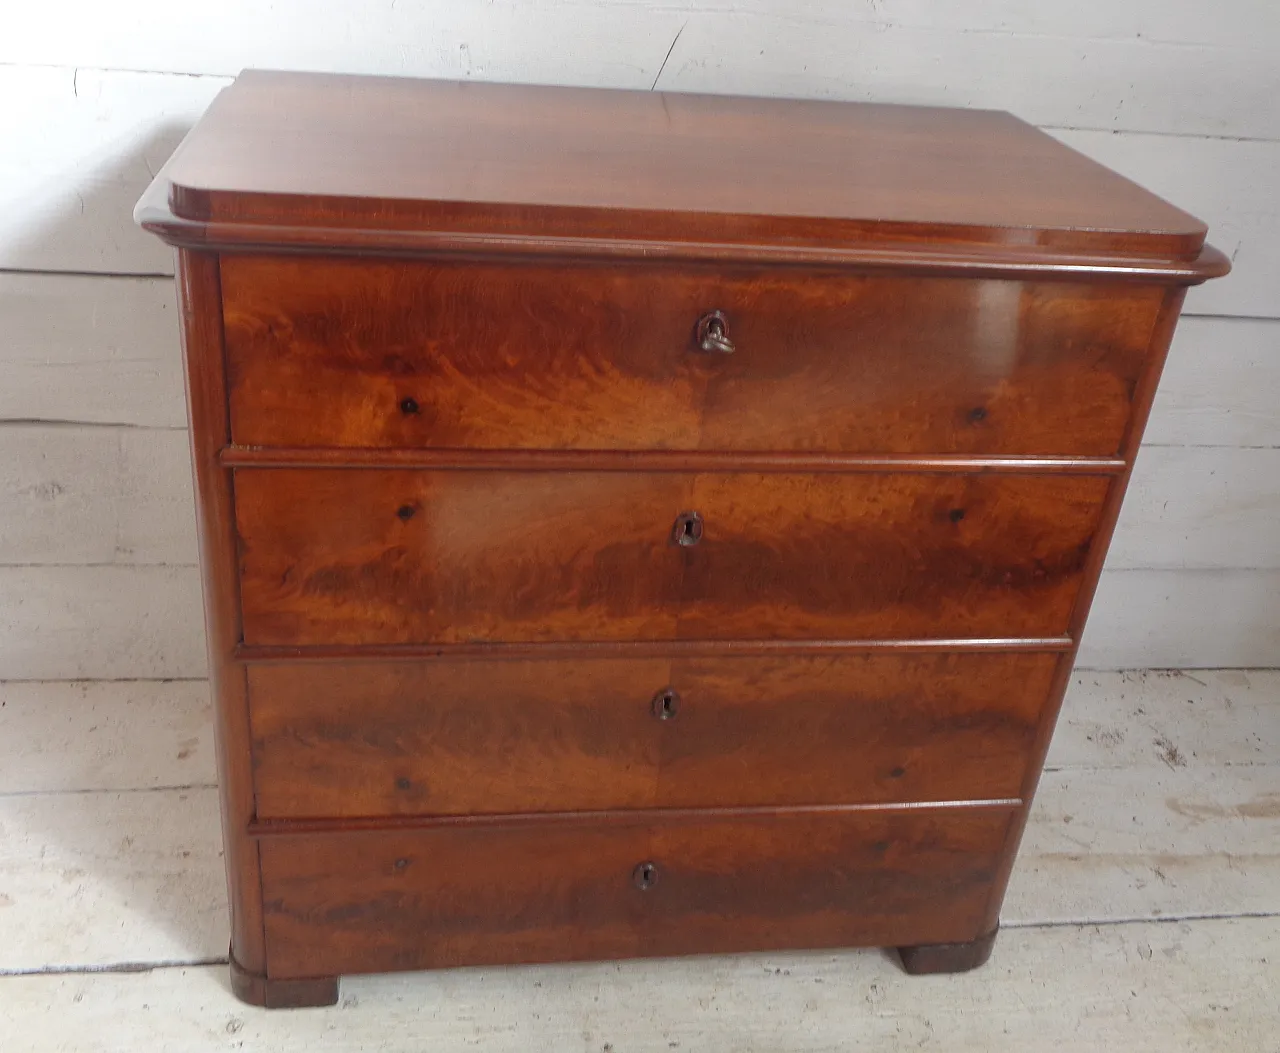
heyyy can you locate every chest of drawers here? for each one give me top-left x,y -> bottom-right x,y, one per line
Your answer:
137,70 -> 1228,1007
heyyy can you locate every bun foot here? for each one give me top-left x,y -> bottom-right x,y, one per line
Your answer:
897,926 -> 999,975
229,950 -> 339,1008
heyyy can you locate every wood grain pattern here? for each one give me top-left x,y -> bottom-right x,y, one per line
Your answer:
234,469 -> 1110,645
155,73 -> 1206,259
222,256 -> 1163,457
248,652 -> 1057,818
174,251 -> 267,980
259,805 -> 1013,979
130,71 -> 1230,1001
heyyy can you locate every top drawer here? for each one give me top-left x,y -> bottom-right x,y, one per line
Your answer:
221,256 -> 1161,456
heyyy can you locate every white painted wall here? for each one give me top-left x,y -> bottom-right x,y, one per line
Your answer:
1,2 -> 1277,675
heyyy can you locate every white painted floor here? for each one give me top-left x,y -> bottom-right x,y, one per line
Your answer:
0,670 -> 1276,1051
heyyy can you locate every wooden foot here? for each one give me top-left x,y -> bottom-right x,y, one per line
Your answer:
897,926 -> 999,975
229,950 -> 339,1008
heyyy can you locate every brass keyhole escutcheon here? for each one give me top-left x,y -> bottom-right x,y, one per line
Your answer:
695,311 -> 736,354
632,861 -> 658,890
672,511 -> 704,546
651,687 -> 680,720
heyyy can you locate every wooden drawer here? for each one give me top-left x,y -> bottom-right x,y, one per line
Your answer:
221,255 -> 1161,456
259,806 -> 1012,978
235,469 -> 1108,645
249,653 -> 1056,818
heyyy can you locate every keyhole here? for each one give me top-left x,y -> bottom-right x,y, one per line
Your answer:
672,511 -> 704,546
651,687 -> 680,720
632,861 -> 658,890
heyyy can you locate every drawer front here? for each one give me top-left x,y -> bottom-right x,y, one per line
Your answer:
235,469 -> 1108,645
222,255 -> 1161,456
249,653 -> 1057,818
259,806 -> 1011,978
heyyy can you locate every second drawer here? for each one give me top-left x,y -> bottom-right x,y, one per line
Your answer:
248,652 -> 1058,818
235,469 -> 1109,645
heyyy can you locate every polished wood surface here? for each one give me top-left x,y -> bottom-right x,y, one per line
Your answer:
135,70 -> 1228,1004
259,806 -> 1013,979
173,252 -> 267,983
235,469 -> 1108,645
223,256 -> 1162,456
155,72 -> 1207,264
248,653 -> 1057,818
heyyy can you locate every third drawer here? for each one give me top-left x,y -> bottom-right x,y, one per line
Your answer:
248,652 -> 1059,818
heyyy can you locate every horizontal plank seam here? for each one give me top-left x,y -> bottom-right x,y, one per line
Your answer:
1041,124 -> 1280,146
4,913 -> 1277,979
1003,910 -> 1280,931
0,783 -> 216,800
0,562 -> 198,569
0,676 -> 209,685
0,419 -> 187,431
0,267 -> 174,281
0,956 -> 227,979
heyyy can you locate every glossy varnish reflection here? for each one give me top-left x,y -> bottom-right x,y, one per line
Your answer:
234,469 -> 1109,645
258,806 -> 1015,979
135,71 -> 1229,1005
248,653 -> 1058,818
222,256 -> 1163,456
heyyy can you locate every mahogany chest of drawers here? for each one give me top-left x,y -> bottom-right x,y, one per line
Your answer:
137,70 -> 1227,1007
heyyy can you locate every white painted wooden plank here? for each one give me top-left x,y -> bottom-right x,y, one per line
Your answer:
1,918 -> 1276,1052
0,566 -> 206,681
0,273 -> 185,429
1053,129 -> 1280,320
1079,569 -> 1280,669
2,64 -> 1277,312
1148,316 -> 1280,447
660,9 -> 1280,139
0,680 -> 215,795
1049,669 -> 1280,771
1006,764 -> 1280,925
0,425 -> 196,566
3,2 -> 1278,137
0,66 -> 227,274
1108,446 -> 1280,571
0,787 -> 226,972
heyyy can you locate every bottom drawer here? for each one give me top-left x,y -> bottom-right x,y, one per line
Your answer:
259,806 -> 1013,979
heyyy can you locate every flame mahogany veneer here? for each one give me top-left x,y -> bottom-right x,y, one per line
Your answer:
137,70 -> 1227,1008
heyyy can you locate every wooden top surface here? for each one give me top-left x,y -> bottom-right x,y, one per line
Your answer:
143,70 -> 1220,271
